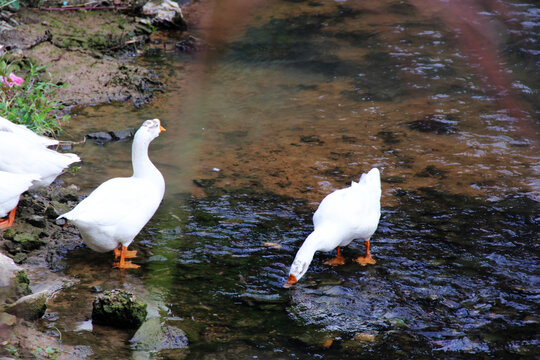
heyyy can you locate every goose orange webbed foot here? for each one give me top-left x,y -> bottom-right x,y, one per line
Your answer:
354,256 -> 376,266
355,240 -> 376,266
323,246 -> 345,266
324,256 -> 345,266
113,261 -> 140,269
113,245 -> 140,269
0,206 -> 17,229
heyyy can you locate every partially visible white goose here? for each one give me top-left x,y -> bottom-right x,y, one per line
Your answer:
0,116 -> 59,147
284,168 -> 382,287
0,129 -> 80,190
58,119 -> 166,269
0,171 -> 41,229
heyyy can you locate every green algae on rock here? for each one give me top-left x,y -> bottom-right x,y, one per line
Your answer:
92,289 -> 147,329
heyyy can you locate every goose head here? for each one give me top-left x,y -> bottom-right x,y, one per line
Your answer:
283,236 -> 317,288
283,257 -> 312,288
134,118 -> 166,144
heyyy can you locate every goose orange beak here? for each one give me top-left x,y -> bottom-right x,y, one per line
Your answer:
157,119 -> 166,132
283,274 -> 297,288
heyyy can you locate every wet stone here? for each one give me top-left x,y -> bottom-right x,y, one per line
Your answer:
26,214 -> 46,228
377,130 -> 401,144
51,184 -> 80,203
382,176 -> 405,184
176,35 -> 207,53
6,290 -> 49,320
12,252 -> 27,264
0,312 -> 17,327
110,128 -> 134,140
45,200 -> 72,219
4,231 -> 44,254
91,286 -> 103,293
341,135 -> 358,143
130,317 -> 189,351
408,117 -> 458,135
11,232 -> 45,252
192,178 -> 216,188
300,135 -> 324,144
87,131 -> 113,141
92,289 -> 147,329
416,165 -> 448,179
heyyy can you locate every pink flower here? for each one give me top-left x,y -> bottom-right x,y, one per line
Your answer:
8,73 -> 24,86
1,73 -> 25,87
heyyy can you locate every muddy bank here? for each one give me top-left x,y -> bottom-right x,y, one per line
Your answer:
0,2 -> 206,113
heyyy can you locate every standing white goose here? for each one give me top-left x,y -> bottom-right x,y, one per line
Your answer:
0,126 -> 80,190
58,119 -> 166,269
284,168 -> 382,287
0,171 -> 41,229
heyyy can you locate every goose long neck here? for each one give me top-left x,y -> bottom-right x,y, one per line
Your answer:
295,232 -> 320,263
131,135 -> 157,178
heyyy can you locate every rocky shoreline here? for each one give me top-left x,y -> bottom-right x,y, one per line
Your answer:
0,2 -> 207,358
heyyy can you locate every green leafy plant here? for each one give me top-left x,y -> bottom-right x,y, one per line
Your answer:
0,58 -> 69,136
3,344 -> 18,356
0,0 -> 20,10
32,346 -> 60,359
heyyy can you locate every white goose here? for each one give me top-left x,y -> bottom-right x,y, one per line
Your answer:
284,168 -> 382,287
0,116 -> 59,147
0,171 -> 41,229
58,119 -> 166,269
0,125 -> 80,190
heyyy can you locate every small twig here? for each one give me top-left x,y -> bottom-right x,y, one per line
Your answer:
23,30 -> 53,50
56,137 -> 87,147
51,50 -> 67,62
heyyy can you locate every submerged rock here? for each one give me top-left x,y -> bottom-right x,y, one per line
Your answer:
407,116 -> 458,135
176,35 -> 207,53
130,317 -> 189,351
87,128 -> 134,143
92,289 -> 147,329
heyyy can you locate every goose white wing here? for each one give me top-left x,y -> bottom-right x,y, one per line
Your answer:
313,169 -> 381,239
62,177 -> 164,245
0,132 -> 79,189
0,116 -> 59,147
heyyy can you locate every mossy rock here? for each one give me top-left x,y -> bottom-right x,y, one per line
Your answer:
92,289 -> 147,329
15,271 -> 31,298
12,232 -> 45,251
6,290 -> 48,320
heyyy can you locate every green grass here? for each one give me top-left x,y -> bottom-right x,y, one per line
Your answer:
0,58 -> 69,136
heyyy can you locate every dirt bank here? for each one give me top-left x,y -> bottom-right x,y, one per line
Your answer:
0,2 -> 205,112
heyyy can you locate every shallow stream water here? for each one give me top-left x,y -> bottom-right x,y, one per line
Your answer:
37,0 -> 538,358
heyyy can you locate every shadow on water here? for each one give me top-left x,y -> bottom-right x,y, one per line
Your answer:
38,0 -> 540,358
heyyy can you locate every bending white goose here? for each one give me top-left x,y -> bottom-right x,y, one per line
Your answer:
58,119 -> 166,269
0,116 -> 59,147
0,171 -> 41,229
284,168 -> 382,287
0,128 -> 80,190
